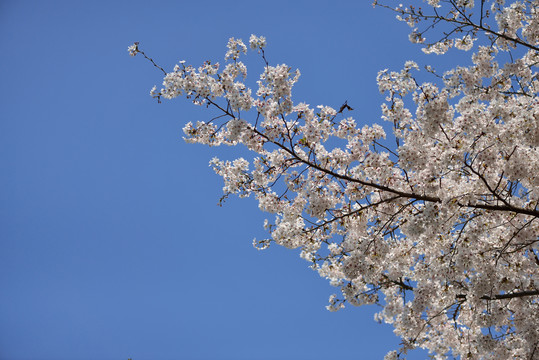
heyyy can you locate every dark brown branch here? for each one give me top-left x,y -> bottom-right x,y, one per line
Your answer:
257,127 -> 539,218
375,2 -> 539,52
457,290 -> 539,301
480,290 -> 539,301
382,274 -> 414,291
137,47 -> 167,75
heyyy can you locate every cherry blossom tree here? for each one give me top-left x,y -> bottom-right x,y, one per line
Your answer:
129,1 -> 539,358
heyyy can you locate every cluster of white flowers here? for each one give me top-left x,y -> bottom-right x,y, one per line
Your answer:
422,39 -> 454,55
133,2 -> 539,356
454,35 -> 475,51
224,37 -> 247,61
256,64 -> 300,118
127,42 -> 139,57
249,34 -> 266,51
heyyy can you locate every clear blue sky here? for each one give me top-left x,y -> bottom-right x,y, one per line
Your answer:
0,1 -> 458,359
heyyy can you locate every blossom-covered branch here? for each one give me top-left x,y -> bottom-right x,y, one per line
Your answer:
131,2 -> 539,358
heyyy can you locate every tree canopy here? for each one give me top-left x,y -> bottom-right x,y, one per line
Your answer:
131,1 -> 539,358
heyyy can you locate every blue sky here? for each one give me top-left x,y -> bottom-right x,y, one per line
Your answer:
0,1 -> 459,359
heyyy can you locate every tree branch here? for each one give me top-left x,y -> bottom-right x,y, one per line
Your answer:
457,290 -> 539,301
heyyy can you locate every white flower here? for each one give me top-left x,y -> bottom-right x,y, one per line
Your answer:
224,37 -> 247,61
127,42 -> 139,56
249,34 -> 267,51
